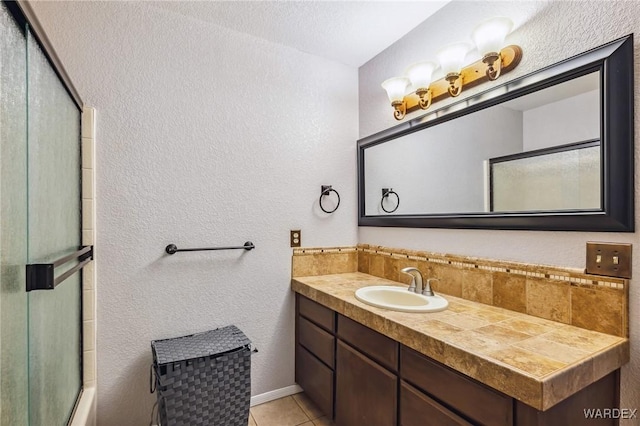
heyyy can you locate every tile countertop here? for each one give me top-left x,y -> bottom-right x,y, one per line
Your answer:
291,272 -> 630,411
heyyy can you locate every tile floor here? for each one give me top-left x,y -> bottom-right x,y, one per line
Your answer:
249,393 -> 334,426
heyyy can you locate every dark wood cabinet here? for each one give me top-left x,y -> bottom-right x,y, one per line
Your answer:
401,346 -> 513,426
299,316 -> 335,368
295,294 -> 336,419
335,340 -> 397,426
294,294 -> 621,426
400,381 -> 473,426
514,373 -> 619,426
296,344 -> 334,417
299,295 -> 335,332
337,314 -> 398,372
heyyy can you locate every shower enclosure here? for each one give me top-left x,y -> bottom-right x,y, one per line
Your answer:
1,1 -> 87,424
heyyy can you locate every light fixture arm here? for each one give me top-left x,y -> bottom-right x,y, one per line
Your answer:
445,73 -> 462,97
392,100 -> 407,120
483,52 -> 502,80
416,88 -> 432,110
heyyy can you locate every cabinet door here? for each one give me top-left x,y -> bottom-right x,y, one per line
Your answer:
335,340 -> 397,426
400,381 -> 473,426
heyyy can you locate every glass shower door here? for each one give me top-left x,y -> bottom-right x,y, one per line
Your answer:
0,3 -> 29,424
26,25 -> 83,426
0,2 -> 83,424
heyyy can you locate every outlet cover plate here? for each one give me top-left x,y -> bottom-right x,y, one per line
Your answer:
586,242 -> 632,279
290,230 -> 301,248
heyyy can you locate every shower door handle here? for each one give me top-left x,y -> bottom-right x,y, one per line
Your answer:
26,245 -> 93,291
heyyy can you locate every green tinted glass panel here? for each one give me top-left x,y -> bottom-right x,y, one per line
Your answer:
491,145 -> 601,212
0,3 -> 29,425
26,26 -> 82,425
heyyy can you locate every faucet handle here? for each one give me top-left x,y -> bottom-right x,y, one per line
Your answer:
423,278 -> 439,296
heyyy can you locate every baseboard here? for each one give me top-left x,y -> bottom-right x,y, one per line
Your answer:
250,384 -> 303,407
150,384 -> 304,425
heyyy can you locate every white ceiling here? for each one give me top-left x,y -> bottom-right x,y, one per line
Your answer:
151,1 -> 450,68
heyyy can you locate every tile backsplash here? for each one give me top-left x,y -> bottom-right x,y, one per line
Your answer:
291,244 -> 628,338
291,246 -> 357,277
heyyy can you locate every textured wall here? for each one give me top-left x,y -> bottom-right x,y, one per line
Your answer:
359,0 -> 639,411
29,2 -> 358,424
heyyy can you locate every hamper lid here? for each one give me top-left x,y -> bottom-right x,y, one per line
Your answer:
152,325 -> 251,365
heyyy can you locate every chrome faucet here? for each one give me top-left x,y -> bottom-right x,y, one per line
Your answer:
400,267 -> 436,297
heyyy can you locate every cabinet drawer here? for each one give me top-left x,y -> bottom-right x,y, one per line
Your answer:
299,316 -> 335,368
299,295 -> 335,332
401,346 -> 513,426
337,315 -> 398,372
401,381 -> 473,426
296,344 -> 334,419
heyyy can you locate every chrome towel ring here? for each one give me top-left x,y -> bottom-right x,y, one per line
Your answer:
381,188 -> 400,213
319,185 -> 340,213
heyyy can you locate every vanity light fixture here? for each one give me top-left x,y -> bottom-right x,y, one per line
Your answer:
381,16 -> 521,120
405,61 -> 437,109
381,77 -> 410,120
472,17 -> 514,80
436,42 -> 470,97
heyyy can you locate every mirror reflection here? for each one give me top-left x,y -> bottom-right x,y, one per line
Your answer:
364,72 -> 600,216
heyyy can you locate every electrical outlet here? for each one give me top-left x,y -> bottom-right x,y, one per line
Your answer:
290,230 -> 301,247
586,242 -> 632,278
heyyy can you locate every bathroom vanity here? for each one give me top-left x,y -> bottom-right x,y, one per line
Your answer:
292,273 -> 628,426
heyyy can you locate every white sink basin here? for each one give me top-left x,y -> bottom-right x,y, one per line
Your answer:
354,286 -> 449,313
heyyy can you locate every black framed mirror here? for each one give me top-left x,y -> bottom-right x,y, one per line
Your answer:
358,35 -> 634,231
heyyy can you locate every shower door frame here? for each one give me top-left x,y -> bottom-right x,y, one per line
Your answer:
9,1 -> 83,108
3,0 -> 89,423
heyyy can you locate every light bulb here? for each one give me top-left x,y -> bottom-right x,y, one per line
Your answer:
472,17 -> 513,56
436,42 -> 471,75
405,61 -> 437,91
381,77 -> 410,104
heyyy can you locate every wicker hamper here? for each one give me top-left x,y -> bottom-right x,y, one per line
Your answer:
151,325 -> 252,426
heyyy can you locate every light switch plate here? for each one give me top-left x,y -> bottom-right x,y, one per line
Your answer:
586,242 -> 632,279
